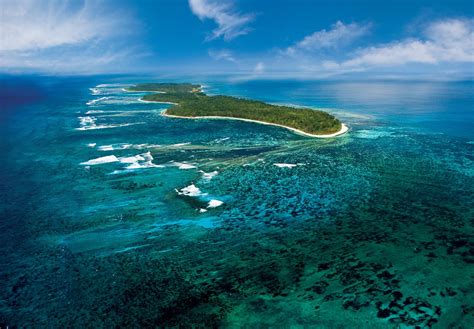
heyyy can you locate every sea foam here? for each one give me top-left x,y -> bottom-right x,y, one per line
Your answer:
98,145 -> 115,151
212,137 -> 230,143
207,199 -> 223,208
75,122 -> 144,131
200,170 -> 218,180
120,155 -> 145,163
273,163 -> 298,168
124,152 -> 163,170
170,161 -> 197,170
85,110 -> 105,114
176,184 -> 207,197
80,155 -> 119,165
86,97 -> 111,106
98,143 -> 160,151
87,96 -> 143,106
90,84 -> 133,96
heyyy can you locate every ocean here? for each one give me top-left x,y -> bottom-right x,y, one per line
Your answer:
1,75 -> 473,327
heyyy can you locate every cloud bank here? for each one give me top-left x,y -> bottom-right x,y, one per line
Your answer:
341,18 -> 474,68
0,0 -> 139,73
270,18 -> 474,78
208,49 -> 238,63
285,21 -> 371,55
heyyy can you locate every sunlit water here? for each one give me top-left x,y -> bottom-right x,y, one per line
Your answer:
1,76 -> 473,327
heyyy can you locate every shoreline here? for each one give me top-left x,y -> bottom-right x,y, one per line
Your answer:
160,110 -> 349,138
138,99 -> 178,105
123,88 -> 166,94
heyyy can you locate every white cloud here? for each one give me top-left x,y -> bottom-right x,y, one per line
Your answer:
0,0 -> 139,73
1,0 -> 125,52
342,18 -> 474,68
188,0 -> 254,41
0,45 -> 147,74
343,40 -> 438,66
285,21 -> 371,55
208,49 -> 237,63
254,62 -> 265,74
267,18 -> 473,79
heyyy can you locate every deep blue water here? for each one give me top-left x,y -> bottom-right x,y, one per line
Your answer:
1,75 -> 473,327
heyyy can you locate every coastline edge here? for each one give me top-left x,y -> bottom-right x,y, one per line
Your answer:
160,109 -> 349,138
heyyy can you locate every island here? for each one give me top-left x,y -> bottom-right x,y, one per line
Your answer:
127,83 -> 348,137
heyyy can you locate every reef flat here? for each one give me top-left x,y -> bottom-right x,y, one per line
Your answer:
2,78 -> 473,328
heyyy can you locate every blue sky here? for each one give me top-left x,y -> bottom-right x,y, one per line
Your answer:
1,0 -> 473,79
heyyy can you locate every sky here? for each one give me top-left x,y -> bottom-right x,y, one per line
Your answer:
1,0 -> 473,79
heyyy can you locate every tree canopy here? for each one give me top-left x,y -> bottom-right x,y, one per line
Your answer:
135,83 -> 342,135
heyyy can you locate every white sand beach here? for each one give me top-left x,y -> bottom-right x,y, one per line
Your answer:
161,110 -> 349,138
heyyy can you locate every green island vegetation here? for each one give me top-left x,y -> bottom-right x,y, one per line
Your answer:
129,83 -> 342,135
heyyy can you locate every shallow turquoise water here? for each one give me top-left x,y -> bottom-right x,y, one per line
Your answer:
1,76 -> 473,327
